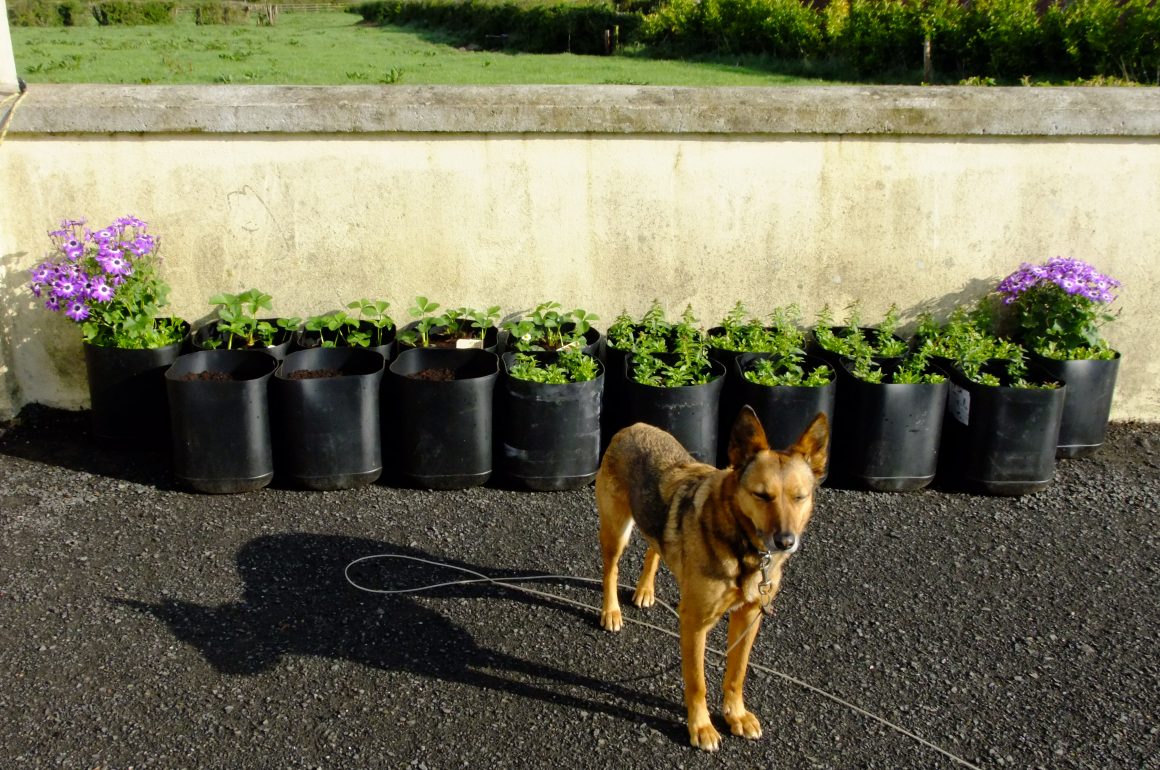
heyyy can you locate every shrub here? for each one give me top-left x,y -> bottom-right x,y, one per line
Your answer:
352,0 -> 639,55
193,2 -> 250,24
90,0 -> 175,26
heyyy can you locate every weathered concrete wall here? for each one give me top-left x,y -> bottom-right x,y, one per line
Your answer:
2,85 -> 1158,420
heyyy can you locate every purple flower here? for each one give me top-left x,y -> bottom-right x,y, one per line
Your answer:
52,275 -> 80,299
99,252 -> 133,277
64,300 -> 90,322
89,279 -> 115,303
44,296 -> 61,312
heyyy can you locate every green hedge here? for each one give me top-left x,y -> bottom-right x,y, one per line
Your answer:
90,0 -> 175,25
355,0 -> 1158,81
7,0 -> 93,25
352,0 -> 642,55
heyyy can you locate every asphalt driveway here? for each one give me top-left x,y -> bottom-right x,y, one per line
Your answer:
1,406 -> 1157,769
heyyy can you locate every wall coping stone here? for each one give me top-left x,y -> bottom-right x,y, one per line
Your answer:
10,84 -> 1160,137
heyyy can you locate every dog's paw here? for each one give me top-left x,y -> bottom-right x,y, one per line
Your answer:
725,709 -> 763,740
688,721 -> 722,752
632,585 -> 655,609
600,609 -> 623,632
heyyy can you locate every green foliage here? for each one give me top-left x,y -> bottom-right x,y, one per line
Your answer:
743,354 -> 833,387
641,0 -> 824,58
507,348 -> 600,383
708,302 -> 806,355
352,0 -> 642,55
346,298 -> 395,347
812,303 -> 906,360
193,2 -> 250,25
206,288 -> 297,349
90,0 -> 175,26
6,0 -> 94,26
502,301 -> 599,352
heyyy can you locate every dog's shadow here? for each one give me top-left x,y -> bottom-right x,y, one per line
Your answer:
113,533 -> 685,740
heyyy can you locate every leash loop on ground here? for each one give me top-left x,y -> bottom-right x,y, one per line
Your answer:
344,553 -> 982,770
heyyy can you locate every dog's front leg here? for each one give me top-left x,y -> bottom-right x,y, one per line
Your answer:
679,609 -> 721,751
722,601 -> 764,740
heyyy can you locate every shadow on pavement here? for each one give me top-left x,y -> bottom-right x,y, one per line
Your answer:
112,533 -> 688,743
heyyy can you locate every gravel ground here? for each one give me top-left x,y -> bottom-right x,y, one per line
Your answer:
1,406 -> 1158,770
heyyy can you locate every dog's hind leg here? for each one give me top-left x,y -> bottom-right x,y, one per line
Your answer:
632,546 -> 661,609
596,471 -> 633,632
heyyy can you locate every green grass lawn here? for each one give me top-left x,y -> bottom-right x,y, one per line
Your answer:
10,10 -> 839,86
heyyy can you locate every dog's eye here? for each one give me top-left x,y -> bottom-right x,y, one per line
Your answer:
752,490 -> 773,502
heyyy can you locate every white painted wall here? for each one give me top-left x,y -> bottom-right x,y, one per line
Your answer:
2,86 -> 1158,420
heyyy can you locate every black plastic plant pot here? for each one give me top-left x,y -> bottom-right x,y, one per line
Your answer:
387,347 -> 499,489
707,337 -> 748,467
294,322 -> 396,363
600,340 -> 641,451
838,359 -> 948,492
272,347 -> 385,491
624,355 -> 726,464
949,361 -> 1066,496
396,321 -> 499,353
1029,351 -> 1119,458
83,327 -> 187,444
192,319 -> 295,360
735,353 -> 836,481
497,351 -> 605,491
165,350 -> 278,494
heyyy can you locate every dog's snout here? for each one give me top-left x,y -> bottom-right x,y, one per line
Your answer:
773,532 -> 797,552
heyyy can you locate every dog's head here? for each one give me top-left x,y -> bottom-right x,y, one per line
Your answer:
727,406 -> 829,555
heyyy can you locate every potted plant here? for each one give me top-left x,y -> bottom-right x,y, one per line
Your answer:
297,298 -> 396,361
500,301 -> 601,356
810,302 -> 909,368
735,350 -> 835,479
193,288 -> 299,359
28,215 -> 188,443
601,300 -> 669,446
271,346 -> 385,490
498,348 -> 604,490
949,342 -> 1066,495
165,349 -> 279,493
396,296 -> 500,352
623,305 -> 724,463
708,302 -> 809,465
995,257 -> 1121,458
837,349 -> 949,491
386,346 -> 500,489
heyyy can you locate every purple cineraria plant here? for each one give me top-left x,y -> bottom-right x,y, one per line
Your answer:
28,216 -> 184,349
995,257 -> 1120,361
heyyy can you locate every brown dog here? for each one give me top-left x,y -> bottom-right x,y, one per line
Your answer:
595,406 -> 829,751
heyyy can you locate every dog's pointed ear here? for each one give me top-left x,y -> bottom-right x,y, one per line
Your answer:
790,412 -> 830,480
728,405 -> 769,468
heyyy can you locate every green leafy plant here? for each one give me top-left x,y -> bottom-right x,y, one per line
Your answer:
813,302 -> 903,360
28,215 -> 185,349
995,257 -> 1120,361
398,295 -> 441,347
503,301 -> 598,352
709,302 -> 806,355
345,298 -> 395,347
205,288 -> 299,349
847,347 -> 947,385
743,354 -> 833,387
303,309 -> 357,348
507,349 -> 600,384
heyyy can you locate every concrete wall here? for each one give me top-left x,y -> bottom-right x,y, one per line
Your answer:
2,85 -> 1158,420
